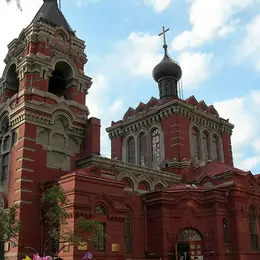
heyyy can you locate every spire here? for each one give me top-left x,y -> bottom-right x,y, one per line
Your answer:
31,0 -> 74,33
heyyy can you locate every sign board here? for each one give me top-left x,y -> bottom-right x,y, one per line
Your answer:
112,244 -> 120,252
78,242 -> 88,251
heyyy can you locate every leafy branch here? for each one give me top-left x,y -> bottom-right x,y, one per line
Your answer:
41,185 -> 104,256
0,186 -> 105,257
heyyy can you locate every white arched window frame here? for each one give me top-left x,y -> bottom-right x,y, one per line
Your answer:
212,134 -> 221,161
190,126 -> 201,161
202,130 -> 210,162
127,137 -> 136,164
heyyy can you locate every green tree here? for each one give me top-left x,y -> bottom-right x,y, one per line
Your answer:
0,186 -> 104,257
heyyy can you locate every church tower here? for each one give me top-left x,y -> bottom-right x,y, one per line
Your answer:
106,27 -> 234,179
0,0 -> 100,256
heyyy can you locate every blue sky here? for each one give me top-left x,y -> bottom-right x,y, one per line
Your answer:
1,0 -> 260,173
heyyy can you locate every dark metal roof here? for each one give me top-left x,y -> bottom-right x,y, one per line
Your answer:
31,0 -> 74,34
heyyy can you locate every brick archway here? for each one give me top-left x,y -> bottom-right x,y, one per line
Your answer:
176,228 -> 203,260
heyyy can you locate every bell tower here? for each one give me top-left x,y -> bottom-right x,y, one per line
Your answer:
0,0 -> 100,257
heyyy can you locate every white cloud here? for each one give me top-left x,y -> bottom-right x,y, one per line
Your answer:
143,0 -> 172,12
237,156 -> 260,172
240,14 -> 260,70
103,32 -> 213,89
86,74 -> 124,157
75,0 -> 100,8
0,0 -> 42,75
171,0 -> 258,51
251,89 -> 260,105
178,52 -> 213,88
214,92 -> 260,172
214,97 -> 256,151
113,32 -> 162,77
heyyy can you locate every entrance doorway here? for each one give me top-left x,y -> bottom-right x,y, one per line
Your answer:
176,229 -> 203,260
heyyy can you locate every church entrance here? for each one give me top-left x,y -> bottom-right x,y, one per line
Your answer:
176,229 -> 203,260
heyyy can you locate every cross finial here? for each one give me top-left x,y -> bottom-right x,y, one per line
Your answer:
158,26 -> 170,50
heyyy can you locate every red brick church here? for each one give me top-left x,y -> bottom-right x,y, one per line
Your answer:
1,1 -> 260,260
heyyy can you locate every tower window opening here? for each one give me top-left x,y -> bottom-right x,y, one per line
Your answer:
48,61 -> 73,98
6,64 -> 19,94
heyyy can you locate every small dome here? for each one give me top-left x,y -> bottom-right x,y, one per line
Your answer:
152,51 -> 182,83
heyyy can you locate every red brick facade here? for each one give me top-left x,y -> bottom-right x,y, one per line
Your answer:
0,2 -> 260,260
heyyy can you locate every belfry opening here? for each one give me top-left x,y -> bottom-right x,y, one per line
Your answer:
48,61 -> 73,98
5,64 -> 19,94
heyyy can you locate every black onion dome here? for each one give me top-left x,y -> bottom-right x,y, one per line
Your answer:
152,51 -> 182,83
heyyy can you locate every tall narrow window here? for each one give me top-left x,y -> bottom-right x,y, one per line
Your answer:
124,206 -> 132,254
95,205 -> 107,251
202,131 -> 210,162
249,206 -> 259,251
139,133 -> 147,166
191,127 -> 200,161
95,222 -> 106,251
1,155 -> 9,184
151,129 -> 160,163
212,135 -> 220,161
127,137 -> 135,164
222,218 -> 229,244
0,118 -> 11,187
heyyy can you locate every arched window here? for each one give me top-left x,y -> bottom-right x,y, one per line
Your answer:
202,131 -> 210,162
95,205 -> 106,251
139,133 -> 147,166
191,127 -> 200,160
124,205 -> 132,254
0,118 -> 11,186
212,135 -> 220,161
155,184 -> 164,191
222,218 -> 229,244
177,229 -> 202,242
95,205 -> 106,215
5,64 -> 19,94
127,137 -> 135,164
249,206 -> 259,251
48,61 -> 73,98
151,129 -> 160,163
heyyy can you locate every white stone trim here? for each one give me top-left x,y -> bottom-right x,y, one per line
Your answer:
122,132 -> 136,164
211,131 -> 224,162
189,122 -> 202,160
50,55 -> 77,79
136,128 -> 148,165
137,174 -> 153,192
189,122 -> 224,163
201,127 -> 212,161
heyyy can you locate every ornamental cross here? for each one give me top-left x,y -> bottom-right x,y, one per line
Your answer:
158,26 -> 170,46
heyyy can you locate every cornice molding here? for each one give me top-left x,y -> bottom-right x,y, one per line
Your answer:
77,154 -> 183,184
107,100 -> 233,139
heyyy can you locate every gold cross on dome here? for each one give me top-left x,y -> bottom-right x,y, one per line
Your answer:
158,26 -> 170,46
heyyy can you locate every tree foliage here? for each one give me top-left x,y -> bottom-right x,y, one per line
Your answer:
0,185 -> 105,257
0,204 -> 21,243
